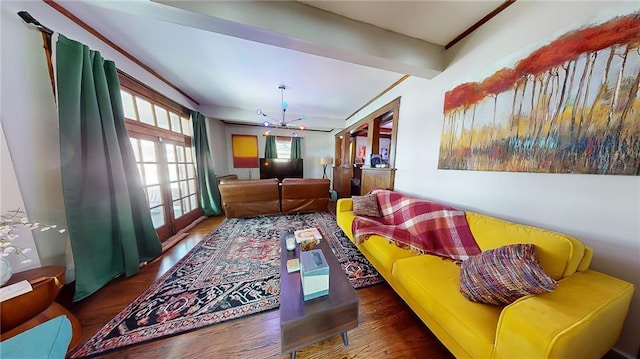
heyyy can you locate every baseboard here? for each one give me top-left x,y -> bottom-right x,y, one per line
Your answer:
156,216 -> 208,258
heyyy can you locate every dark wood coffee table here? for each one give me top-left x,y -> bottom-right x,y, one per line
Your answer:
279,231 -> 359,359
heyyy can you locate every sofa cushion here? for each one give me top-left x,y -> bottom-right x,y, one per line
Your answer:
356,235 -> 419,279
459,243 -> 558,305
465,212 -> 587,280
352,194 -> 381,217
392,255 -> 501,359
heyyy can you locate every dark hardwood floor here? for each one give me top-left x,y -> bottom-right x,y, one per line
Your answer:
68,214 -> 454,359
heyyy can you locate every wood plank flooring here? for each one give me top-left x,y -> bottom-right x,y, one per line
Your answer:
69,214 -> 455,359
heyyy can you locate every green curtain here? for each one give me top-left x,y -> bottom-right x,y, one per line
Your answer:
264,135 -> 277,159
191,111 -> 222,216
291,137 -> 302,159
55,34 -> 161,302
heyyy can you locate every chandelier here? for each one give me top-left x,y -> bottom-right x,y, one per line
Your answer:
257,85 -> 306,129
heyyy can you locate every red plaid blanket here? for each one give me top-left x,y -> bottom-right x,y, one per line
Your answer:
352,190 -> 480,262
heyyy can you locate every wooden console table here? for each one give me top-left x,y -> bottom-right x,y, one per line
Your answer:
0,265 -> 82,352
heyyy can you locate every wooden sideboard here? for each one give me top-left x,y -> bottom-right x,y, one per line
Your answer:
360,168 -> 396,195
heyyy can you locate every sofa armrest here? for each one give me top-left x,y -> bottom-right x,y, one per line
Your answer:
336,198 -> 353,213
335,198 -> 355,241
493,270 -> 634,359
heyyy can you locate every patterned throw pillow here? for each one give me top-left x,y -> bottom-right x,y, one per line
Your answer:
352,194 -> 381,217
459,243 -> 558,305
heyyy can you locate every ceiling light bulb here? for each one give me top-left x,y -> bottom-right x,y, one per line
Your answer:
263,121 -> 270,127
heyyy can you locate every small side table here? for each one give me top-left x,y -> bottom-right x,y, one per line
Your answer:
0,265 -> 82,353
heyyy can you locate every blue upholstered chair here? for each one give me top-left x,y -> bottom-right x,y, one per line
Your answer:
0,315 -> 72,359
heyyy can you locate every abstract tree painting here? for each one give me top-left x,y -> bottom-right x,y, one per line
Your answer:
438,12 -> 640,175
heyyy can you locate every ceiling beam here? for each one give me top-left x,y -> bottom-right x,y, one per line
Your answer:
152,0 -> 445,79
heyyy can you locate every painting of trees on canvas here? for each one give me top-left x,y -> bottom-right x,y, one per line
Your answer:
438,12 -> 640,175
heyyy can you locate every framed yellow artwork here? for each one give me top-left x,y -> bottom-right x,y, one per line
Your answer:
231,134 -> 258,168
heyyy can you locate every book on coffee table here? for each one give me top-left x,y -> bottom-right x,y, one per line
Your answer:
294,228 -> 322,243
286,258 -> 300,273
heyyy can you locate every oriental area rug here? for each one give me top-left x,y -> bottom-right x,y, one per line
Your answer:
71,212 -> 382,358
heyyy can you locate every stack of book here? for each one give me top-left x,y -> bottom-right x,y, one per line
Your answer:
294,228 -> 322,243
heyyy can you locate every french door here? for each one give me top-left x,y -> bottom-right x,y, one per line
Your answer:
128,135 -> 199,241
119,78 -> 201,242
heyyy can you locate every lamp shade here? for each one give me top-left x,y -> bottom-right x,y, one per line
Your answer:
319,157 -> 333,165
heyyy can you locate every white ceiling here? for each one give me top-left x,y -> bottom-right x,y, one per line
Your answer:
54,0 -> 505,132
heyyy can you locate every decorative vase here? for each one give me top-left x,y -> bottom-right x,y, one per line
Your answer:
0,258 -> 12,286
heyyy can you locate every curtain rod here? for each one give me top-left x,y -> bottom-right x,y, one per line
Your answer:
18,11 -> 53,35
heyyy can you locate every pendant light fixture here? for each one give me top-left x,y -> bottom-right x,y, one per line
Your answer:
257,85 -> 306,130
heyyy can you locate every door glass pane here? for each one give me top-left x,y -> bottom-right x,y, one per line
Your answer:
173,200 -> 182,217
144,164 -> 159,185
187,164 -> 195,179
140,139 -> 156,162
121,91 -> 136,120
185,146 -> 192,162
178,164 -> 187,180
154,107 -> 170,130
137,98 -> 154,125
147,185 -> 162,207
170,112 -> 181,133
188,179 -> 196,194
168,164 -> 178,182
189,195 -> 197,210
180,181 -> 188,197
150,206 -> 164,228
170,182 -> 180,200
137,164 -> 143,180
182,197 -> 190,213
165,144 -> 175,163
129,138 -> 140,162
176,146 -> 185,162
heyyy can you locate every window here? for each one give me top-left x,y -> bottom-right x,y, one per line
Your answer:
276,136 -> 292,158
119,73 -> 199,242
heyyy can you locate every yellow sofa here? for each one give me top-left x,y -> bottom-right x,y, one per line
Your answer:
336,197 -> 634,359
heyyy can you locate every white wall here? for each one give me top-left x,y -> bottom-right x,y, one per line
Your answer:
222,124 -> 334,180
206,117 -> 230,178
346,2 -> 639,357
0,123 -> 42,271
